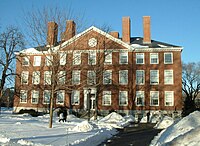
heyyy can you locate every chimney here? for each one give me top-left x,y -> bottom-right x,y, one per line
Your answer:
110,31 -> 119,38
47,22 -> 58,46
63,20 -> 76,41
122,17 -> 130,44
143,16 -> 151,44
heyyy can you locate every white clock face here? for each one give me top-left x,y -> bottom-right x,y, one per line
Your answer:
88,38 -> 97,47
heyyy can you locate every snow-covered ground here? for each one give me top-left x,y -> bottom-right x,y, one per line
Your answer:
0,108 -> 133,146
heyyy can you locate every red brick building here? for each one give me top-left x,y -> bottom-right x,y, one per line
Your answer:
14,16 -> 183,117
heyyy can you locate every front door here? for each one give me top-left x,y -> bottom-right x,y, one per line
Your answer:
90,94 -> 96,110
84,88 -> 96,110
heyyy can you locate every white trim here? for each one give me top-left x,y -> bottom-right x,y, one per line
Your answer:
136,53 -> 145,64
164,91 -> 174,106
150,91 -> 159,106
150,70 -> 159,85
164,52 -> 173,64
150,53 -> 159,64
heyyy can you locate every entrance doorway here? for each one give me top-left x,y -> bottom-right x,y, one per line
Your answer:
84,88 -> 96,110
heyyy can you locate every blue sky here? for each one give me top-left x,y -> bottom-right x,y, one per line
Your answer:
1,0 -> 200,63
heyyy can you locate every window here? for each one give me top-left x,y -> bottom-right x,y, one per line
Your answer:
71,90 -> 80,105
88,51 -> 96,65
120,52 -> 128,64
150,91 -> 159,106
136,91 -> 145,106
87,71 -> 96,85
45,56 -> 53,66
103,70 -> 112,84
58,71 -> 66,84
32,71 -> 40,84
33,56 -> 41,66
31,90 -> 39,104
150,53 -> 159,64
57,90 -> 65,104
119,70 -> 128,85
22,56 -> 29,66
20,90 -> 27,103
43,90 -> 50,104
165,91 -> 174,106
136,53 -> 144,64
136,70 -> 145,85
44,71 -> 52,85
73,51 -> 81,65
164,70 -> 173,84
164,53 -> 173,64
60,52 -> 67,65
104,51 -> 112,64
119,91 -> 128,106
72,70 -> 80,85
150,70 -> 159,85
102,91 -> 111,106
21,71 -> 29,84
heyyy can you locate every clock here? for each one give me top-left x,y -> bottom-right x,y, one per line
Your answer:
88,38 -> 97,47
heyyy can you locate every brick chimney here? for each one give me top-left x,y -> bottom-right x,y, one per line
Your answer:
110,31 -> 119,38
47,22 -> 58,46
122,17 -> 130,44
143,16 -> 151,44
62,20 -> 76,41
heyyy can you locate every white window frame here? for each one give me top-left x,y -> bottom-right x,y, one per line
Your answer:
88,51 -> 96,65
119,91 -> 128,106
150,53 -> 159,64
56,90 -> 65,104
102,91 -> 112,106
45,55 -> 53,66
32,71 -> 40,85
43,90 -> 51,104
87,70 -> 96,85
73,51 -> 81,65
119,70 -> 128,85
119,52 -> 128,64
60,52 -> 67,65
31,90 -> 39,104
44,71 -> 52,85
164,52 -> 173,64
165,91 -> 174,106
71,90 -> 80,105
136,70 -> 145,85
150,91 -> 159,106
20,90 -> 27,103
136,53 -> 144,64
104,51 -> 112,64
136,91 -> 145,106
150,70 -> 159,85
72,70 -> 80,85
58,71 -> 66,84
33,56 -> 41,66
164,70 -> 174,84
21,71 -> 29,84
103,70 -> 112,85
22,56 -> 29,66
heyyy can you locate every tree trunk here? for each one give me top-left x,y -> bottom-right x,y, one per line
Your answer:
49,93 -> 54,128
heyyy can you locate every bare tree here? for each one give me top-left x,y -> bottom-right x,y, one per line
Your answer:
0,26 -> 24,113
182,62 -> 200,116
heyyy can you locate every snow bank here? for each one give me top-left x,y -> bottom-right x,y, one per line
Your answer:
154,116 -> 174,129
72,121 -> 93,132
0,134 -> 10,143
151,111 -> 200,146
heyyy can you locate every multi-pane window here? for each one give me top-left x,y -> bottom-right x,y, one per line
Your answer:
44,71 -> 52,85
136,70 -> 145,85
136,91 -> 145,106
45,56 -> 53,66
21,71 -> 29,84
164,70 -> 173,84
43,90 -> 51,104
119,70 -> 128,85
32,71 -> 40,84
60,52 -> 67,65
73,51 -> 81,65
102,91 -> 111,106
71,90 -> 80,105
150,91 -> 159,106
58,71 -> 66,84
33,56 -> 41,66
31,90 -> 39,104
164,53 -> 173,64
72,70 -> 80,85
136,53 -> 144,64
20,90 -> 27,103
87,71 -> 96,85
120,52 -> 128,64
22,56 -> 29,66
119,91 -> 128,106
104,51 -> 112,64
150,70 -> 159,85
88,51 -> 96,65
103,70 -> 112,84
150,53 -> 159,64
57,90 -> 65,104
165,91 -> 174,106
